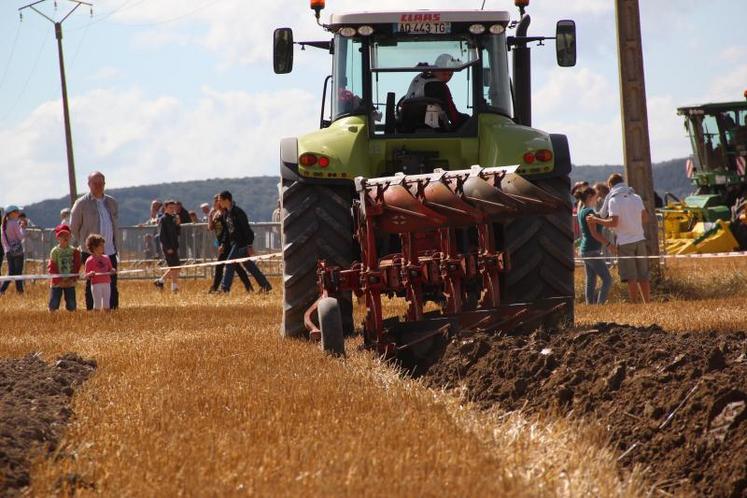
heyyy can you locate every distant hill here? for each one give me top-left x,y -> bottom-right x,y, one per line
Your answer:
22,176 -> 280,229
572,157 -> 693,200
21,158 -> 695,228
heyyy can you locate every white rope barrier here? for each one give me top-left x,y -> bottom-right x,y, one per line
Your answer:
2,250 -> 744,282
575,250 -> 747,261
0,253 -> 281,283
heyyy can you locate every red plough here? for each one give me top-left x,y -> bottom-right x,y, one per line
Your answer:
307,165 -> 569,359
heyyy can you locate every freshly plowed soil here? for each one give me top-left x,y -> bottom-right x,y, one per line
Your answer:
0,353 -> 96,496
423,323 -> 747,497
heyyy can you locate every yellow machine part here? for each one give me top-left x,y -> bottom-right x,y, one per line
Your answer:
663,219 -> 740,255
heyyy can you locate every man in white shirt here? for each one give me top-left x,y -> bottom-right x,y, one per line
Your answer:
587,174 -> 650,303
70,171 -> 120,309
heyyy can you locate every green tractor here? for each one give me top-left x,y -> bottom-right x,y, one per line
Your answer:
660,95 -> 747,254
274,1 -> 578,338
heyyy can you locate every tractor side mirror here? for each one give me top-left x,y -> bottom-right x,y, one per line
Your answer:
555,20 -> 576,67
274,28 -> 294,74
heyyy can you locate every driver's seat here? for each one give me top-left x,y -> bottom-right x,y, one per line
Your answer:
397,97 -> 449,133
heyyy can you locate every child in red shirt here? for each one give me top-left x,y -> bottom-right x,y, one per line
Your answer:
84,234 -> 116,311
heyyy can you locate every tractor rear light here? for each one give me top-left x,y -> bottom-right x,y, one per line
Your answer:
468,24 -> 486,35
535,149 -> 553,162
489,24 -> 505,35
299,153 -> 318,167
318,156 -> 330,168
339,27 -> 356,37
523,152 -> 536,164
357,25 -> 374,36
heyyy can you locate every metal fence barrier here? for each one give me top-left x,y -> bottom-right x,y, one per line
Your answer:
21,222 -> 282,280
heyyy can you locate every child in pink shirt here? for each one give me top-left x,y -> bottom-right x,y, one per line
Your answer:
84,234 -> 116,310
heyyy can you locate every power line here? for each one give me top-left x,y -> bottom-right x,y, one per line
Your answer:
67,0 -> 144,32
69,0 -> 225,31
0,23 -> 22,93
18,0 -> 93,206
0,35 -> 48,124
108,0 -> 227,28
69,16 -> 91,69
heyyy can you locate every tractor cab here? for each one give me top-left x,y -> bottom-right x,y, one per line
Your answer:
327,11 -> 515,137
275,8 -> 576,138
677,100 -> 747,190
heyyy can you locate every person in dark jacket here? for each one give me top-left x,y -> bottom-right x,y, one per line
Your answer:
154,200 -> 181,293
208,195 -> 254,293
218,191 -> 271,293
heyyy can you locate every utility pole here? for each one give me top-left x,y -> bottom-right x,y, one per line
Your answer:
19,0 -> 93,207
615,0 -> 659,257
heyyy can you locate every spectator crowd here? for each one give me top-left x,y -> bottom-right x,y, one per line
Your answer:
2,169 -> 656,309
1,171 -> 273,310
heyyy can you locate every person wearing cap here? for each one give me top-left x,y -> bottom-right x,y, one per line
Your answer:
0,205 -> 26,295
60,207 -> 71,226
146,199 -> 163,225
200,202 -> 210,222
70,171 -> 120,309
404,53 -> 470,129
48,224 -> 82,311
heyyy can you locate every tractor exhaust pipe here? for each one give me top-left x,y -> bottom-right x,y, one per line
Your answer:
513,14 -> 532,127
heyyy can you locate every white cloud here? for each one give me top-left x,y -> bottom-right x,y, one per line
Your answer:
706,64 -> 747,102
647,94 -> 690,163
89,66 -> 123,82
106,0 -> 603,66
719,46 -> 747,63
0,86 -> 317,206
534,67 -> 615,115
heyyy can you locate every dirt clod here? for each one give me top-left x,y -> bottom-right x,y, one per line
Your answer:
707,347 -> 727,372
422,323 -> 747,497
0,353 -> 95,497
606,362 -> 626,391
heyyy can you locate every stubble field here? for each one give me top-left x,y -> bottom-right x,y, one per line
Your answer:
1,257 -> 746,496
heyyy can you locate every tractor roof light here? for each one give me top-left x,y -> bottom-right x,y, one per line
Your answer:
339,27 -> 357,37
514,0 -> 530,6
489,24 -> 505,35
357,25 -> 374,36
310,0 -> 325,22
468,24 -> 486,35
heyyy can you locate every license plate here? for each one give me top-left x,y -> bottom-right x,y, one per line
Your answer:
397,21 -> 451,35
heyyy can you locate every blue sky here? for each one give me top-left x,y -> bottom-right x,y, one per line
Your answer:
1,0 -> 745,207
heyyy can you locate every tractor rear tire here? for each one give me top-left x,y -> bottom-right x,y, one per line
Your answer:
281,180 -> 355,339
318,297 -> 345,356
503,175 -> 575,326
